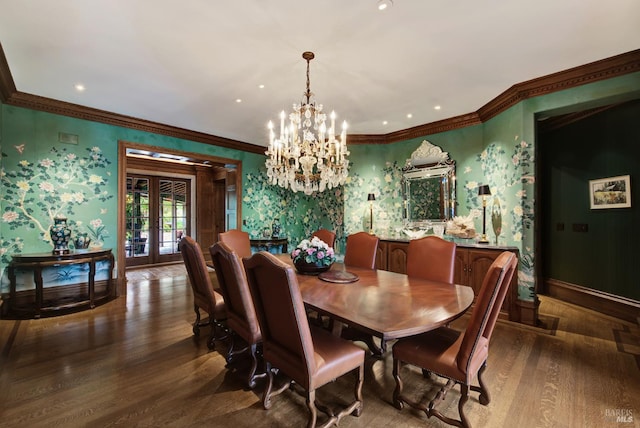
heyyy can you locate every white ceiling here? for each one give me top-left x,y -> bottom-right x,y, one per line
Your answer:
1,1 -> 639,148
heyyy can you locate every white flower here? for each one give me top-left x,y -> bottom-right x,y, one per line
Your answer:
39,182 -> 55,192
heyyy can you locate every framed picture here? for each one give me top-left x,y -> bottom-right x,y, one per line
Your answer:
589,175 -> 631,209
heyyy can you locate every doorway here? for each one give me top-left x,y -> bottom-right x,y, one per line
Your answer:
118,141 -> 243,282
125,174 -> 190,267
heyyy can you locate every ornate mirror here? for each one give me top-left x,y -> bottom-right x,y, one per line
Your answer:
402,140 -> 456,229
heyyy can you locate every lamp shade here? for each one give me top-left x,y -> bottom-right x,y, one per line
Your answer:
478,184 -> 491,196
367,193 -> 376,201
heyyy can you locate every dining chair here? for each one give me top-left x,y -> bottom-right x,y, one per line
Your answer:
209,241 -> 264,389
180,236 -> 227,350
244,251 -> 365,428
406,235 -> 457,283
392,251 -> 517,428
218,229 -> 252,259
311,228 -> 336,249
343,231 -> 379,269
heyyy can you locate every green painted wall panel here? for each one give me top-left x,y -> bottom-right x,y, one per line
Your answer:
540,100 -> 640,300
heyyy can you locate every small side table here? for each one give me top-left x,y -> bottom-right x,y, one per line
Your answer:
250,238 -> 289,254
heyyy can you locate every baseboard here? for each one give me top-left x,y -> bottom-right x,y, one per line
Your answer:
544,278 -> 640,324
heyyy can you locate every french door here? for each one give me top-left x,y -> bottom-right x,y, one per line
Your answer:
126,174 -> 191,266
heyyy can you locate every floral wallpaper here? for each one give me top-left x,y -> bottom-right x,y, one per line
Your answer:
1,144 -> 114,265
242,170 -> 346,252
343,159 -> 404,237
458,137 -> 535,298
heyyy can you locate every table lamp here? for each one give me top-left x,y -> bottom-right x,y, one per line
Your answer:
367,193 -> 376,235
478,184 -> 491,244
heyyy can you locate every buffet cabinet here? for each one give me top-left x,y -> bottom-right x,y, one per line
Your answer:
376,239 -> 519,321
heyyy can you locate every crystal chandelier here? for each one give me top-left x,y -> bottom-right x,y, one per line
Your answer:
265,51 -> 349,195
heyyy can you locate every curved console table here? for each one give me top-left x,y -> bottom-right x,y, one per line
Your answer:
250,238 -> 289,254
7,248 -> 114,318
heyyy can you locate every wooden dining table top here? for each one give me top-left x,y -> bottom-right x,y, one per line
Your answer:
276,254 -> 475,342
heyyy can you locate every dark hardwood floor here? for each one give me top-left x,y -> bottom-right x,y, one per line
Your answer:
0,264 -> 638,427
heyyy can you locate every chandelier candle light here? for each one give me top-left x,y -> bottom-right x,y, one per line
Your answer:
266,52 -> 350,195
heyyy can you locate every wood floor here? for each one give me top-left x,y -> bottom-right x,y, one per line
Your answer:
0,264 -> 638,428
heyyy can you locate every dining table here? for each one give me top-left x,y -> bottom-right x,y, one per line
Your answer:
276,254 -> 475,355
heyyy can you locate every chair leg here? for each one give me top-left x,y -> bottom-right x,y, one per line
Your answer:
457,384 -> 470,428
206,319 -> 216,350
263,362 -> 274,410
305,390 -> 318,428
192,304 -> 201,335
471,362 -> 491,405
353,364 -> 364,416
392,357 -> 405,410
246,343 -> 259,389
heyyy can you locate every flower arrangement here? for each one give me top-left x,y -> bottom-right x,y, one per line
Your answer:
291,236 -> 336,267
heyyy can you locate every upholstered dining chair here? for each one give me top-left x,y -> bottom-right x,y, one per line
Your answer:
218,229 -> 252,259
244,251 -> 365,428
343,231 -> 379,269
392,251 -> 517,428
209,242 -> 264,389
180,236 -> 227,350
311,228 -> 336,249
406,235 -> 457,283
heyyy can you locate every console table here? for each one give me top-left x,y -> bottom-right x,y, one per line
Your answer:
7,248 -> 114,318
250,238 -> 289,254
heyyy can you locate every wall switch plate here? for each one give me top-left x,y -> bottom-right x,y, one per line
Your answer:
572,223 -> 588,232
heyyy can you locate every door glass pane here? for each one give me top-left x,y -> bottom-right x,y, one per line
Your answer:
126,177 -> 150,258
159,179 -> 188,255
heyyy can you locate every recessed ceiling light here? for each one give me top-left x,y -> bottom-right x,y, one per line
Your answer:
74,83 -> 85,92
259,84 -> 265,89
407,113 -> 413,119
382,120 -> 388,125
434,105 -> 441,110
236,99 -> 242,103
377,0 -> 393,11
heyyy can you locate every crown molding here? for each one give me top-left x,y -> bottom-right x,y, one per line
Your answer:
477,49 -> 640,121
4,91 -> 266,155
0,43 -> 17,102
1,41 -> 638,150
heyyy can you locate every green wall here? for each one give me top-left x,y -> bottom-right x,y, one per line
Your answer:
2,71 -> 639,302
0,103 -> 259,292
540,100 -> 640,300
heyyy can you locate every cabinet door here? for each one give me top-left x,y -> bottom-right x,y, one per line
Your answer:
388,242 -> 409,274
467,248 -> 513,314
454,248 -> 469,286
376,241 -> 388,271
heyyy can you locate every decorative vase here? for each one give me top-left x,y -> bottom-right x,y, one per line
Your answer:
271,218 -> 281,238
49,217 -> 71,254
491,197 -> 502,246
74,232 -> 91,249
293,259 -> 332,275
